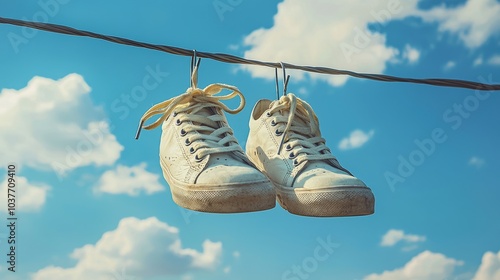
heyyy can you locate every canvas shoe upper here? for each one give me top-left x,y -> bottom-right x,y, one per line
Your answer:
246,93 -> 374,217
137,67 -> 275,213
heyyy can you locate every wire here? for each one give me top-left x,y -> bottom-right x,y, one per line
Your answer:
1,17 -> 499,91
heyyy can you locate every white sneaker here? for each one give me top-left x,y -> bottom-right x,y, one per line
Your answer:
137,68 -> 275,213
246,93 -> 374,217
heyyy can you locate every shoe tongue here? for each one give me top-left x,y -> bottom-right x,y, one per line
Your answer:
188,106 -> 220,135
194,106 -> 214,117
268,102 -> 311,135
290,112 -> 309,127
189,104 -> 216,118
193,106 -> 245,164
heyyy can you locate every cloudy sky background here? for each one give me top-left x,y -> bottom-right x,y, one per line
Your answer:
1,0 -> 500,279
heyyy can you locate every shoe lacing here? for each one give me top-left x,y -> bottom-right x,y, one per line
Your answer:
268,93 -> 336,166
137,66 -> 246,161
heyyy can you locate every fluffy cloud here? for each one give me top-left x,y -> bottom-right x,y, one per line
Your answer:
402,44 -> 421,64
240,0 -> 499,88
474,56 -> 484,67
93,163 -> 165,196
338,129 -> 374,150
444,61 -> 457,71
487,55 -> 500,66
32,217 -> 222,280
0,176 -> 50,212
241,0 -> 419,87
0,74 -> 123,175
419,0 -> 500,49
469,156 -> 486,168
380,229 -> 426,247
473,250 -> 500,280
297,87 -> 309,96
364,251 -> 463,280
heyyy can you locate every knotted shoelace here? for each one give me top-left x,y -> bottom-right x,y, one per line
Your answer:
136,66 -> 246,161
268,93 -> 336,166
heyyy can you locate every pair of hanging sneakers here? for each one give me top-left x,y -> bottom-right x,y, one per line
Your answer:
138,66 -> 374,217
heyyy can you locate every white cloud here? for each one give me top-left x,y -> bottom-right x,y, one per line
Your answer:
474,56 -> 484,66
487,54 -> 500,65
402,44 -> 421,64
338,129 -> 374,150
93,163 -> 165,196
418,0 -> 500,49
469,156 -> 486,168
364,251 -> 463,280
241,0 -> 419,87
297,87 -> 309,96
444,61 -> 456,70
381,229 -> 426,247
228,44 -> 239,51
473,250 -> 500,280
239,0 -> 499,89
223,266 -> 231,274
0,74 -> 123,175
32,217 -> 223,280
0,176 -> 50,212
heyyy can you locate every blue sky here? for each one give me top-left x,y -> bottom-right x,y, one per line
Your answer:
1,0 -> 500,279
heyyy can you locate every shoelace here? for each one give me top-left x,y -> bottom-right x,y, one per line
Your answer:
268,93 -> 336,166
136,66 -> 246,161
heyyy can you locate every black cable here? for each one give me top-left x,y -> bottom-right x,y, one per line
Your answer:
1,17 -> 499,91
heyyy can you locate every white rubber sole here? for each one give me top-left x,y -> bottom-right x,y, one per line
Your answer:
275,184 -> 375,217
246,153 -> 375,217
160,160 -> 276,213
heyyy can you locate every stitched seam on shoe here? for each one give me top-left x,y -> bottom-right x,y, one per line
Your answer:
255,116 -> 265,131
263,117 -> 279,148
172,123 -> 199,183
262,117 -> 294,187
281,159 -> 292,187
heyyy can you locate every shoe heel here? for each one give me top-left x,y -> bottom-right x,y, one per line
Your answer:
170,183 -> 276,213
276,187 -> 375,217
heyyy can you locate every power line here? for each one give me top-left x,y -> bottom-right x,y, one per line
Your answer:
1,17 -> 499,91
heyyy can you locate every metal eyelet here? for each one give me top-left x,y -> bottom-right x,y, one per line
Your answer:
175,119 -> 181,126
270,120 -> 277,126
185,138 -> 191,146
285,144 -> 292,151
180,129 -> 187,136
173,112 -> 178,117
195,154 -> 204,162
293,159 -> 299,166
289,152 -> 295,159
266,112 -> 271,117
189,147 -> 195,154
275,129 -> 283,136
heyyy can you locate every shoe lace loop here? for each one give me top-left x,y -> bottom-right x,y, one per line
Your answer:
269,93 -> 335,165
138,88 -> 245,132
136,66 -> 246,160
